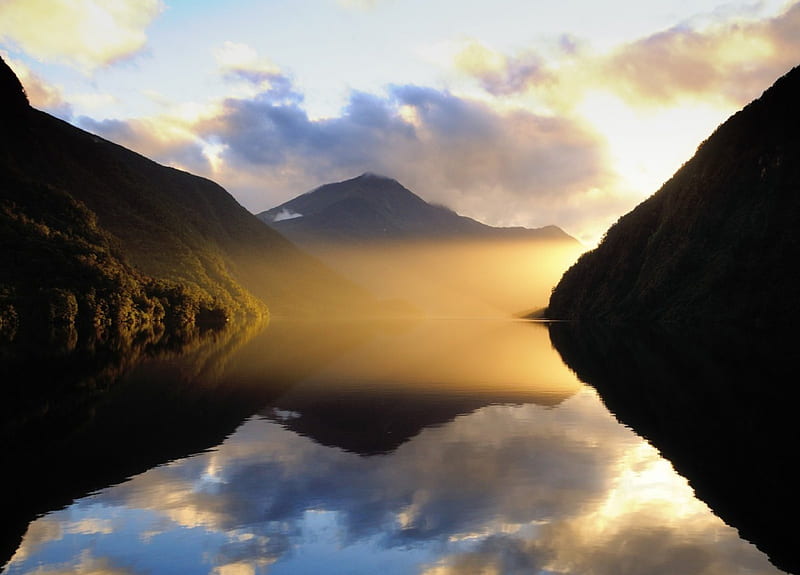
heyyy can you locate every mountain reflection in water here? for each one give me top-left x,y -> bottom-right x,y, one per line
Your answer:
548,322 -> 800,575
1,320 -> 787,575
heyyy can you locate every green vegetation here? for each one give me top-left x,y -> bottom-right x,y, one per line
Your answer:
548,65 -> 800,326
0,170 -> 238,344
1,56 -> 263,344
1,55 -> 376,345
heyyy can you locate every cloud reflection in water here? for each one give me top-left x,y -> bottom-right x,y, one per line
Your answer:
4,385 -> 782,575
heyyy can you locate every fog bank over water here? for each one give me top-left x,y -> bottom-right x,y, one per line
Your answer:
289,238 -> 584,318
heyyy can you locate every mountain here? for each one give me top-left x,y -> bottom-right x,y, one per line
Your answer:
257,173 -> 581,317
258,172 -> 575,244
0,56 -> 369,342
548,65 -> 800,325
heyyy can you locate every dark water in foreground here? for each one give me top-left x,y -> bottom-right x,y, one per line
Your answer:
0,319 -> 793,574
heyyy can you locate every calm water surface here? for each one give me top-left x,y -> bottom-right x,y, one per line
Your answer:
1,320 -> 785,574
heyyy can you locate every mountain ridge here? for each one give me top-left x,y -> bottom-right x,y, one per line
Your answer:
547,65 -> 800,325
0,56 -> 371,342
259,173 -> 576,244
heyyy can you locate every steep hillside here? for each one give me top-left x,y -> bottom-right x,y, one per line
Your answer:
259,173 -> 574,244
0,56 -> 369,341
548,65 -> 800,325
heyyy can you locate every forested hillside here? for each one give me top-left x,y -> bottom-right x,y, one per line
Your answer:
0,56 -> 368,343
548,65 -> 800,325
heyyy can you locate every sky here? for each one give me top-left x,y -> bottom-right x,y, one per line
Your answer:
1,0 -> 799,245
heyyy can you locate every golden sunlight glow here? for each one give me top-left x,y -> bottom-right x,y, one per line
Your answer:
711,24 -> 777,65
0,0 -> 162,72
306,238 -> 585,318
276,318 -> 583,401
577,90 -> 730,198
593,441 -> 707,530
398,104 -> 421,127
213,562 -> 256,575
202,143 -> 225,174
454,41 -> 506,78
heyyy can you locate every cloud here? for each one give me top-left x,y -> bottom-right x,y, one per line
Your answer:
59,4 -> 800,245
75,69 -> 619,241
10,390 -> 780,575
454,41 -> 555,97
1,52 -> 73,119
192,77 -> 614,234
598,3 -> 800,108
78,115 -> 213,176
271,208 -> 304,222
213,41 -> 294,94
420,535 -> 550,575
0,0 -> 162,73
17,550 -> 138,575
455,2 -> 800,110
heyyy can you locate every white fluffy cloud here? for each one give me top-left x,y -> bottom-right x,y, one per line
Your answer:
0,0 -> 162,73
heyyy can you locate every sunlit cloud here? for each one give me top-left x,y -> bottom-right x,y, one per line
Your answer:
214,41 -> 292,98
191,79 -> 616,239
455,2 -> 800,110
597,4 -> 800,109
78,110 -> 218,177
454,40 -> 557,99
14,550 -> 137,575
0,0 -> 163,73
9,2 -> 796,246
75,58 -> 617,242
1,52 -> 72,119
65,518 -> 114,536
10,387 -> 780,575
443,3 -> 800,242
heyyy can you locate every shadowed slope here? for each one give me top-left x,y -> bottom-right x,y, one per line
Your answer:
548,65 -> 800,325
259,172 -> 575,244
1,56 -> 371,337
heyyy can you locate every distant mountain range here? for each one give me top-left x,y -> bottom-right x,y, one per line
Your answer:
258,173 -> 575,245
257,173 -> 581,317
0,56 -> 368,342
548,65 -> 800,325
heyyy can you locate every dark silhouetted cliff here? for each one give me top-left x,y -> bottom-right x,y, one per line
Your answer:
548,65 -> 800,325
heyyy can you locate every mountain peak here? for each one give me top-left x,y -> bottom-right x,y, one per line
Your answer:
258,175 -> 576,244
1,55 -> 30,132
356,171 -> 393,181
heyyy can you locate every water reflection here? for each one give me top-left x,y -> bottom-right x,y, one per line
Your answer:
2,320 -> 784,574
548,322 -> 800,575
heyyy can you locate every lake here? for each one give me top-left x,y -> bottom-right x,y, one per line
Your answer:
0,319 -> 791,574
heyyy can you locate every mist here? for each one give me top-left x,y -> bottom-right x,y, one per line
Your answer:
289,237 -> 585,319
